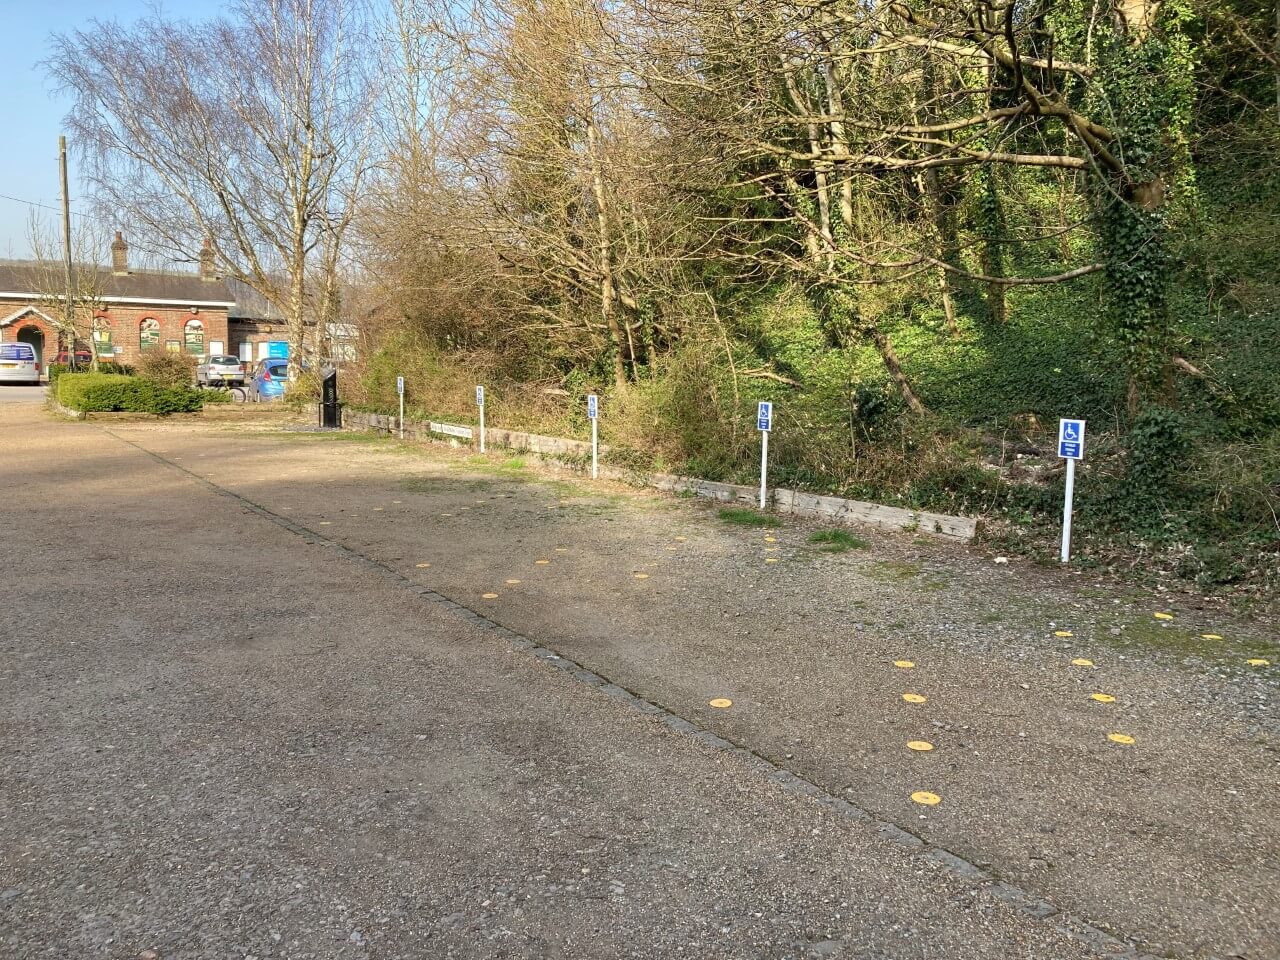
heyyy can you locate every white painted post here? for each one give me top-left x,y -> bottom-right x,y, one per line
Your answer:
1061,458 -> 1075,563
757,400 -> 772,509
759,429 -> 769,509
476,385 -> 486,453
587,393 -> 599,479
397,375 -> 405,439
1057,418 -> 1085,564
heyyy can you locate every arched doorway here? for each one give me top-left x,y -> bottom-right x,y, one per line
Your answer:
16,325 -> 44,370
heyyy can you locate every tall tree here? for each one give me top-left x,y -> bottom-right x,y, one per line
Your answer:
47,0 -> 375,379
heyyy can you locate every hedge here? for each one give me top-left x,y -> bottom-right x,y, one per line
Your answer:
56,373 -> 206,415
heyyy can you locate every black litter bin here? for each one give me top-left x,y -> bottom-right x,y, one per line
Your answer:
320,368 -> 340,427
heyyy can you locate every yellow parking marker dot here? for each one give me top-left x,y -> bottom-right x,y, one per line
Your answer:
415,562 -> 431,568
675,536 -> 687,542
1201,634 -> 1223,640
894,660 -> 915,669
482,593 -> 499,599
505,579 -> 522,585
393,500 -> 402,504
765,558 -> 779,564
666,546 -> 678,551
1153,611 -> 1174,621
765,546 -> 779,552
373,507 -> 384,512
911,791 -> 941,806
764,536 -> 777,543
1072,658 -> 1095,667
475,499 -> 487,504
1107,733 -> 1135,745
1054,630 -> 1073,637
1247,658 -> 1270,666
709,698 -> 733,708
633,572 -> 650,580
1091,693 -> 1116,703
554,547 -> 568,553
535,559 -> 551,565
902,693 -> 927,704
440,512 -> 453,517
318,521 -> 331,525
907,740 -> 934,752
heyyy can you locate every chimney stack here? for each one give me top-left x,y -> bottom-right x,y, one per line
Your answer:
111,232 -> 128,275
199,238 -> 216,281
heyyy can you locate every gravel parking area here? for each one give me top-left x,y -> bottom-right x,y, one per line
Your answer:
2,403 -> 1275,959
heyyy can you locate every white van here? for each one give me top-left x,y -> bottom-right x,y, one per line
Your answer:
0,342 -> 40,385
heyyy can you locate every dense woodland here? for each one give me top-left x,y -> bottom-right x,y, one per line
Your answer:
53,0 -> 1280,599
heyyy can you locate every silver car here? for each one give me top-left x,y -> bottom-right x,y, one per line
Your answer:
0,342 -> 40,385
196,354 -> 245,387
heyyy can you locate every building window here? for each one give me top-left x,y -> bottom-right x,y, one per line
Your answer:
183,318 -> 204,355
165,340 -> 181,353
140,317 -> 160,351
92,317 -> 113,358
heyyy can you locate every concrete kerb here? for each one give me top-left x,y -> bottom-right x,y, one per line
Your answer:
339,407 -> 978,542
103,424 -> 1156,960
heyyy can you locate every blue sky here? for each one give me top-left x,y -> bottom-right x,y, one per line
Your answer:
0,0 -> 225,259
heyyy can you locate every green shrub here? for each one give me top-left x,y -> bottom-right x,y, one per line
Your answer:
49,361 -> 133,383
284,368 -> 322,411
135,350 -> 197,388
200,388 -> 232,404
57,373 -> 204,415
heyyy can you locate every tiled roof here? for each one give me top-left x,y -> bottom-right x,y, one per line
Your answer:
0,260 -> 235,306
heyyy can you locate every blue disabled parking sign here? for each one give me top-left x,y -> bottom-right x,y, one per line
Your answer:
757,401 -> 773,432
1058,418 -> 1085,460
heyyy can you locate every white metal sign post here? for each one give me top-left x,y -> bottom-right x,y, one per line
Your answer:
757,401 -> 773,509
475,385 -> 486,453
587,394 -> 599,479
1058,418 -> 1086,563
396,376 -> 405,439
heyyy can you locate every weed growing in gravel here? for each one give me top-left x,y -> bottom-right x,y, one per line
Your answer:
863,560 -> 923,582
808,530 -> 869,552
718,508 -> 782,528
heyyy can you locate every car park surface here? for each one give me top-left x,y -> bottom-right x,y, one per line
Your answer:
1,401 -> 1275,959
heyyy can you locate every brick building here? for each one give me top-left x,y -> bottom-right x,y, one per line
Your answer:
0,235 -> 235,370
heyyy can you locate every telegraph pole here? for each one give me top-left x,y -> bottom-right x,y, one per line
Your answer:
59,136 -> 76,371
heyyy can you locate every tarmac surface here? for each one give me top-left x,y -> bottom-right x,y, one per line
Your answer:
1,402 -> 1276,959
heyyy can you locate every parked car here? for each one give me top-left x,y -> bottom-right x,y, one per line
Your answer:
249,358 -> 290,401
196,354 -> 245,387
0,342 -> 41,385
53,348 -> 94,368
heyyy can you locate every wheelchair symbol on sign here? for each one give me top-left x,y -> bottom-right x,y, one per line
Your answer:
1063,422 -> 1080,441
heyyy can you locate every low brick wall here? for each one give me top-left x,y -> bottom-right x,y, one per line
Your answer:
340,407 -> 977,541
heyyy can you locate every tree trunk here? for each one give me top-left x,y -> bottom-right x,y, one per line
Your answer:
868,324 -> 927,415
585,108 -> 627,391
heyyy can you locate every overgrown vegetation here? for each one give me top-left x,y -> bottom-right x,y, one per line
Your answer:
342,0 -> 1278,608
